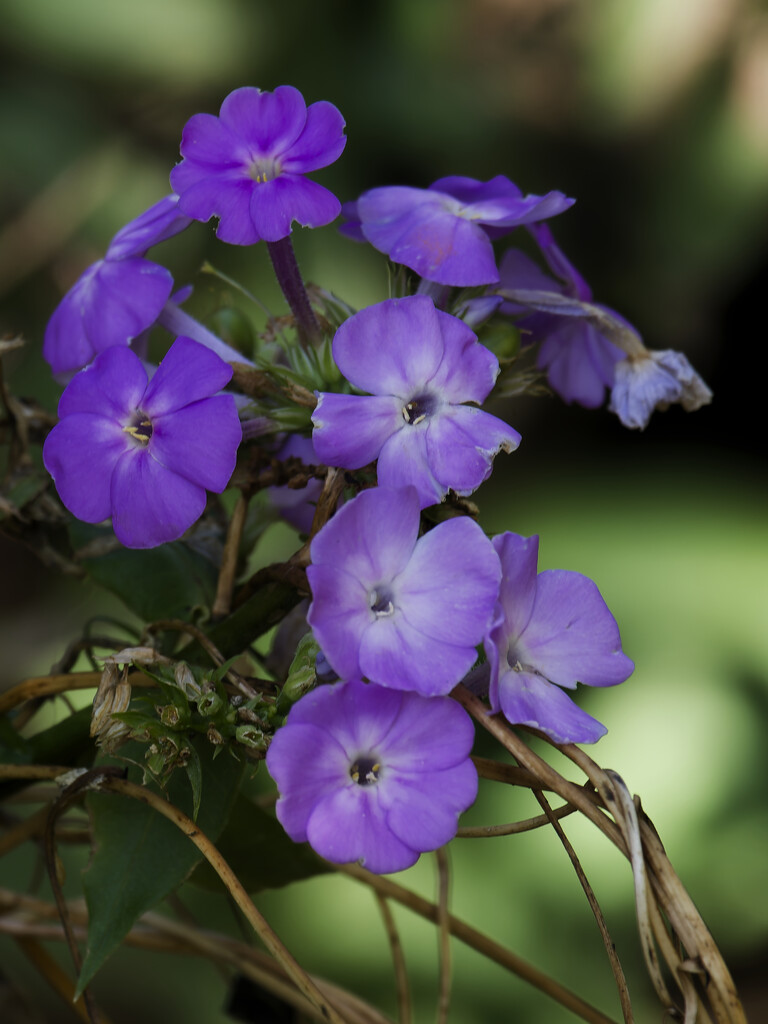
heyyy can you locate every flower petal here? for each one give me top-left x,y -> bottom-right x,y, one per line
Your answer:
383,761 -> 478,850
376,427 -> 445,507
309,486 -> 421,584
81,259 -> 173,355
110,450 -> 206,548
425,404 -> 520,495
106,194 -> 192,260
497,669 -> 607,744
43,414 -> 128,523
311,392 -> 401,470
426,310 -> 499,403
331,295 -> 446,397
280,99 -> 346,172
43,271 -> 98,374
150,395 -> 241,491
283,679 -> 404,755
306,787 -> 418,873
220,85 -> 306,156
395,516 -> 501,646
175,111 -> 246,169
175,175 -> 258,245
306,564 -> 371,680
520,569 -> 634,688
382,693 -> 476,771
142,336 -> 233,417
491,532 -> 539,644
58,345 -> 148,420
249,176 -> 340,241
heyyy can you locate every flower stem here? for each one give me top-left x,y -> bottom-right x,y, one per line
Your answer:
267,237 -> 322,345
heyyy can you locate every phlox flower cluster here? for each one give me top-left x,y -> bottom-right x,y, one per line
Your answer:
38,80 -> 710,875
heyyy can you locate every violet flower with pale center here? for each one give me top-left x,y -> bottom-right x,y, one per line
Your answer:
43,195 -> 192,376
347,174 -> 574,286
485,532 -> 634,744
43,337 -> 242,549
312,295 -> 520,508
266,678 -> 478,874
170,85 -> 346,245
306,486 -> 501,696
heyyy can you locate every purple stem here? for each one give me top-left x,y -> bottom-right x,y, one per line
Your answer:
267,236 -> 321,345
158,302 -> 255,367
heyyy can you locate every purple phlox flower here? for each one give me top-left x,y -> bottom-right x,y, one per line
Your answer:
268,434 -> 323,534
43,337 -> 242,549
266,678 -> 478,873
306,486 -> 502,696
338,199 -> 365,242
170,85 -> 346,245
485,533 -> 634,744
43,195 -> 191,377
497,246 -> 630,408
351,174 -> 574,286
312,295 -> 520,508
608,349 -> 713,430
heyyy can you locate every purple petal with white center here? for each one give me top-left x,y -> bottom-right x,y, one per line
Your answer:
175,111 -> 246,169
268,722 -> 349,841
497,669 -> 608,744
142,336 -> 233,417
283,679 -> 404,753
43,271 -> 98,374
359,612 -> 478,696
395,516 -> 501,646
426,310 -> 499,404
81,258 -> 173,354
220,85 -> 306,155
519,569 -> 634,688
309,486 -> 421,584
383,761 -> 478,850
110,449 -> 206,548
305,564 -> 371,680
332,295 -> 446,397
311,392 -> 401,470
491,532 -> 539,643
377,427 -> 445,507
306,787 -> 419,873
106,195 -> 192,260
175,175 -> 258,245
425,404 -> 520,494
248,175 -> 341,241
58,345 -> 148,420
150,395 -> 241,492
43,414 -> 128,524
381,691 -> 476,771
280,99 -> 346,172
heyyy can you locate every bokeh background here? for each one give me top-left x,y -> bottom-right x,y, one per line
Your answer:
2,0 -> 767,1021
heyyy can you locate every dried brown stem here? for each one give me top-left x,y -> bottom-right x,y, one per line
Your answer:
434,847 -> 452,1024
375,894 -> 411,1024
212,492 -> 249,620
0,671 -> 154,715
14,936 -> 104,1024
456,801 -> 578,838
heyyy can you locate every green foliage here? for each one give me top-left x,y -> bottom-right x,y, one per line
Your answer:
78,737 -> 243,996
69,522 -> 218,622
190,795 -> 331,894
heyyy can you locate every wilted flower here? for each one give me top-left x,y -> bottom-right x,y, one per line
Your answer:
170,85 -> 346,245
312,295 -> 520,508
266,678 -> 478,873
43,337 -> 241,548
608,349 -> 713,429
485,532 -> 634,744
307,486 -> 501,695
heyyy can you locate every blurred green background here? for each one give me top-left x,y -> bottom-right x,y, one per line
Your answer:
2,0 -> 768,1021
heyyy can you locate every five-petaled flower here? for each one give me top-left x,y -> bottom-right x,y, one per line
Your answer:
344,175 -> 574,285
170,85 -> 346,245
485,532 -> 634,744
43,337 -> 242,548
306,486 -> 501,696
312,295 -> 520,508
266,678 -> 478,874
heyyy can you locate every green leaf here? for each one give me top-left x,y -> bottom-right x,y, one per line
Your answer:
69,523 -> 218,622
190,796 -> 331,894
77,737 -> 243,995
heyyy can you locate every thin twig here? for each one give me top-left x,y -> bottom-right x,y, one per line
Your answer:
143,619 -> 257,699
336,862 -> 618,1024
0,671 -> 154,715
14,936 -> 106,1024
434,847 -> 452,1024
375,894 -> 411,1024
533,789 -> 634,1024
457,801 -> 578,837
212,492 -> 249,620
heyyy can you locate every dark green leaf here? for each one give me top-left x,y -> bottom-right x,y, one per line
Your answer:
69,523 -> 218,622
190,796 -> 331,894
77,737 -> 243,995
